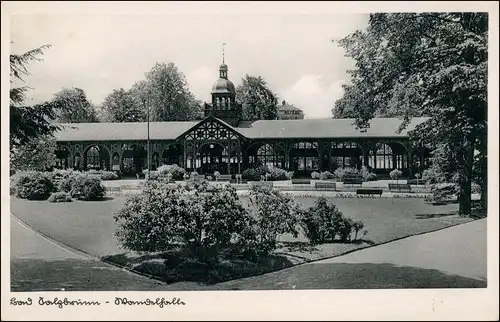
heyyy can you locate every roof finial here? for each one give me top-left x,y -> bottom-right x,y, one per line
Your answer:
222,42 -> 227,64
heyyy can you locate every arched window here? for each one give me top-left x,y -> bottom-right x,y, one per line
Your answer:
74,153 -> 81,170
290,141 -> 319,172
162,145 -> 182,165
55,147 -> 70,169
152,152 -> 159,170
330,141 -> 362,169
373,143 -> 393,169
86,146 -> 100,169
112,152 -> 120,171
257,144 -> 276,168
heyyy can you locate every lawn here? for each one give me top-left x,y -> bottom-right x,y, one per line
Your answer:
10,195 -> 474,286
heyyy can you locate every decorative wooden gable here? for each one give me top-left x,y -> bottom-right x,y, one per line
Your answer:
176,116 -> 246,141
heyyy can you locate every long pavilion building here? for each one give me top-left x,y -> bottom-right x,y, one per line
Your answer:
53,62 -> 430,178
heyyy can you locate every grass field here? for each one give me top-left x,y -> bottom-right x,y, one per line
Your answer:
10,195 -> 472,259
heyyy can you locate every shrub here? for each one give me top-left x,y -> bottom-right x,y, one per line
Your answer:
114,181 -> 253,262
319,171 -> 335,180
426,183 -> 458,204
48,192 -> 72,203
247,185 -> 303,254
213,171 -> 220,179
334,167 -> 360,181
422,167 -> 446,184
144,170 -> 159,181
338,217 -> 354,242
191,171 -> 199,177
59,172 -> 84,193
242,166 -> 268,181
301,196 -> 366,244
311,171 -> 321,180
48,169 -> 74,182
352,221 -> 366,241
70,175 -> 106,201
157,164 -> 186,181
285,171 -> 294,180
267,166 -> 289,181
99,171 -> 119,180
361,166 -> 377,181
389,169 -> 403,182
12,171 -> 55,200
301,197 -> 344,244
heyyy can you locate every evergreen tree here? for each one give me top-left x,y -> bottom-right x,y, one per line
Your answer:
10,44 -> 59,150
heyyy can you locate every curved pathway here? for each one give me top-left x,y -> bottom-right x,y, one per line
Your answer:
10,216 -> 165,291
204,219 -> 487,290
10,213 -> 487,291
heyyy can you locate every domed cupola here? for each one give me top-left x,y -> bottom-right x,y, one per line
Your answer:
211,63 -> 236,95
203,44 -> 243,127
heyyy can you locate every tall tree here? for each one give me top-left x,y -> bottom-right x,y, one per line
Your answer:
10,135 -> 57,172
100,88 -> 145,122
10,44 -> 59,149
130,63 -> 202,122
334,13 -> 487,216
236,75 -> 279,120
53,87 -> 99,123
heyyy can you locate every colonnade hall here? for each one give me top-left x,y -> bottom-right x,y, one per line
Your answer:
53,62 -> 431,179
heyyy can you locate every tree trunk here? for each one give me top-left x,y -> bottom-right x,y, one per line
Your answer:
480,152 -> 487,212
480,179 -> 487,212
458,138 -> 474,216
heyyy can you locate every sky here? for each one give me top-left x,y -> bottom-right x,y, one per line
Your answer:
10,10 -> 369,119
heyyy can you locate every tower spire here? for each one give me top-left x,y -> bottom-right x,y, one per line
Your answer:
222,42 -> 226,64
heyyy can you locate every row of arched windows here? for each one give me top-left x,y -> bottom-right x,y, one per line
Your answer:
53,141 -> 417,174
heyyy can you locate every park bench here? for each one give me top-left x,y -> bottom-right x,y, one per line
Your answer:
107,186 -> 122,193
230,178 -> 248,184
314,181 -> 337,191
388,183 -> 412,192
216,174 -> 232,182
292,179 -> 311,185
343,176 -> 364,185
407,179 -> 425,185
356,188 -> 383,196
191,174 -> 204,182
250,181 -> 273,188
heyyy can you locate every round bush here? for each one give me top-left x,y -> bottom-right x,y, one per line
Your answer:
48,191 -> 72,203
334,167 -> 360,181
12,171 -> 55,200
100,171 -> 119,180
114,181 -> 253,260
319,171 -> 335,180
242,166 -> 267,181
70,175 -> 106,201
157,164 -> 186,181
59,172 -> 84,193
267,166 -> 289,181
301,196 -> 366,244
144,170 -> 159,181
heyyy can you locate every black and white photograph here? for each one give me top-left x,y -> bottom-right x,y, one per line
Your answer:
2,1 -> 498,321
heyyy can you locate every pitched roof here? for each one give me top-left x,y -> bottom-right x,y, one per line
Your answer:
278,104 -> 304,112
54,117 -> 430,142
237,117 -> 429,139
54,121 -> 198,142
